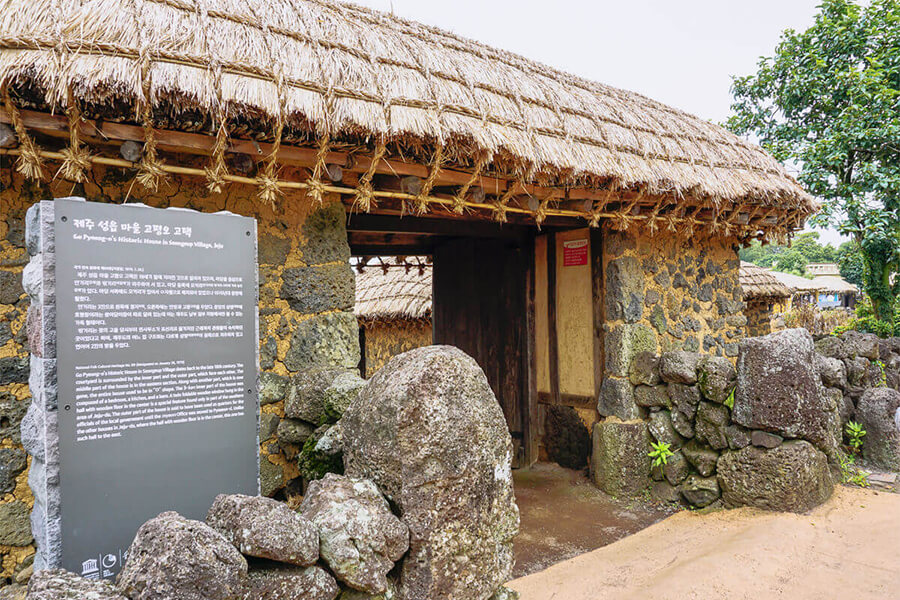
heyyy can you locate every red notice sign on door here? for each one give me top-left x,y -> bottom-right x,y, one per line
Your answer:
562,239 -> 589,266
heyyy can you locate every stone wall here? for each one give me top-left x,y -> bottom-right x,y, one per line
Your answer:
361,319 -> 432,378
0,185 -> 34,584
0,163 -> 360,577
744,300 -> 775,337
592,327 -> 900,512
599,228 -> 744,422
814,331 -> 900,431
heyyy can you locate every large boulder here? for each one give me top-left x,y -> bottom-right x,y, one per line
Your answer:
717,441 -> 833,513
299,474 -> 409,594
591,418 -> 650,497
206,494 -> 319,566
285,367 -> 355,425
246,562 -> 339,600
342,346 -> 518,600
733,329 -> 839,453
856,388 -> 900,471
26,569 -> 126,600
117,512 -> 248,600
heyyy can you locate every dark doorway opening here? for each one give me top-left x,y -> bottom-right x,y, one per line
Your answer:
347,213 -> 538,467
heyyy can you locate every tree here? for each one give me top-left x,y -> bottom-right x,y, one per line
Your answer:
727,0 -> 900,321
837,240 -> 866,286
739,240 -> 781,267
738,231 -> 839,273
774,249 -> 808,276
791,232 -> 837,264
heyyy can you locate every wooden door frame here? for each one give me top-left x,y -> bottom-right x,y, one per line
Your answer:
533,227 -> 604,409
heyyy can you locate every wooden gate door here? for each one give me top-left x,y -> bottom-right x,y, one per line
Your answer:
432,238 -> 535,467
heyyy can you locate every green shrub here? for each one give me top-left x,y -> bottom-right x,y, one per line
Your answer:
831,296 -> 900,338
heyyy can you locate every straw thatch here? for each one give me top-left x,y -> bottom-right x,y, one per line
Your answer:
810,276 -> 858,295
0,0 -> 815,227
355,261 -> 432,322
739,261 -> 791,300
769,270 -> 825,293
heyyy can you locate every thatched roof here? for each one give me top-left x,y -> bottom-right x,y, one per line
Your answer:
739,261 -> 791,300
355,262 -> 432,322
0,0 -> 815,221
770,270 -> 825,293
810,276 -> 858,294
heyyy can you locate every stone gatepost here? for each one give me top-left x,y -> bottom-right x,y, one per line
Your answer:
19,200 -> 61,571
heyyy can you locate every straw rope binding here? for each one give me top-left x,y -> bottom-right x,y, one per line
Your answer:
2,88 -> 44,181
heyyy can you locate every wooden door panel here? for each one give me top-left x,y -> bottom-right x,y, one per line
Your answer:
432,239 -> 527,439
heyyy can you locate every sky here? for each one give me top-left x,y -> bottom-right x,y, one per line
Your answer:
351,0 -> 846,247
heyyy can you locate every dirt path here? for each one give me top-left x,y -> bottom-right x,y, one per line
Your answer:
508,485 -> 900,600
512,463 -> 675,577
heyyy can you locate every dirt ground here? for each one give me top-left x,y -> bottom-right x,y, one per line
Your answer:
509,485 -> 900,600
512,463 -> 676,577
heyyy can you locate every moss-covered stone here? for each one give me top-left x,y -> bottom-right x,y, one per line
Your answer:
590,418 -> 650,497
298,425 -> 344,481
696,355 -> 736,404
717,441 -> 833,512
695,401 -> 730,450
258,233 -> 292,266
280,263 -> 355,314
649,304 -> 667,335
605,324 -> 657,377
260,458 -> 284,497
628,351 -> 660,386
284,312 -> 360,372
679,474 -> 720,508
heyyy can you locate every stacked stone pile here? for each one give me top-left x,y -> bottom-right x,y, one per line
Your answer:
594,328 -> 842,512
813,331 -> 900,471
23,346 -> 520,600
25,484 -> 404,600
259,365 -> 366,496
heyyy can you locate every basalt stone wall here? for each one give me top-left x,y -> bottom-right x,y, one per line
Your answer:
0,164 -> 361,584
814,331 -> 900,419
599,228 -> 744,423
594,327 -> 900,512
744,300 -> 776,337
0,183 -> 34,585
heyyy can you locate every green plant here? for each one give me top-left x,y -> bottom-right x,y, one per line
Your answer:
648,441 -> 674,468
838,454 -> 870,488
831,296 -> 900,338
845,421 -> 867,453
724,388 -> 735,410
873,360 -> 888,387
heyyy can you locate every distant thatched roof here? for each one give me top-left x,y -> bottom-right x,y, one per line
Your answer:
740,261 -> 791,300
810,276 -> 858,294
0,0 -> 815,219
770,270 -> 825,293
355,263 -> 432,322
